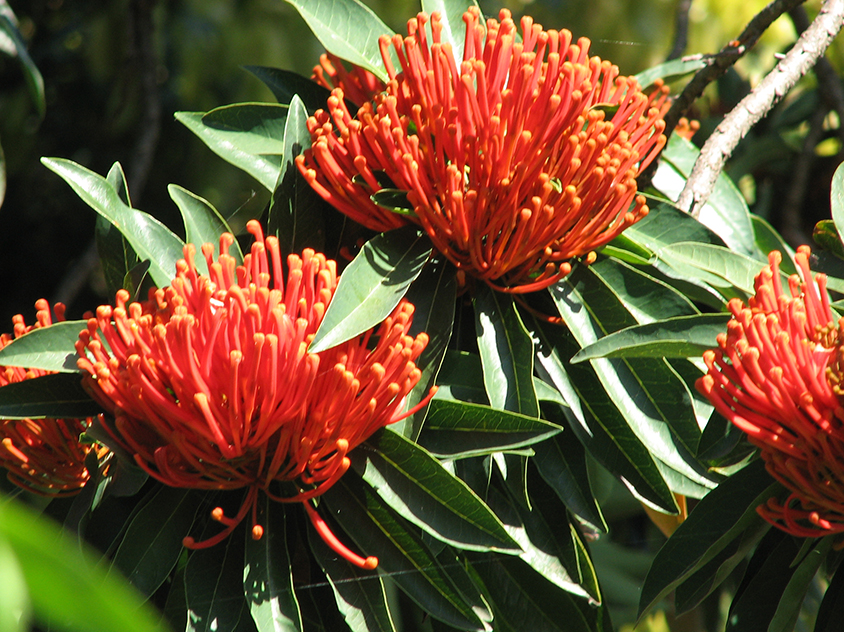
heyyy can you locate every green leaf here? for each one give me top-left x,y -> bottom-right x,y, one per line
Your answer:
633,56 -> 709,89
355,428 -> 520,553
528,315 -> 676,513
813,220 -> 844,260
393,256 -> 457,440
653,135 -> 756,256
434,350 -> 488,405
814,556 -> 844,632
0,533 -> 30,632
0,320 -> 86,373
0,373 -> 101,419
637,460 -> 780,619
244,497 -> 302,632
308,524 -> 396,632
753,215 -> 797,274
175,111 -> 284,192
169,184 -> 242,273
109,487 -> 203,600
309,226 -> 432,352
571,313 -> 731,363
371,189 -> 415,216
0,14 -> 45,118
322,476 -> 489,631
185,519 -> 256,632
0,495 -> 169,632
532,433 -> 606,533
269,94 -> 327,254
418,399 -> 560,459
201,103 -> 289,155
625,201 -> 727,251
420,0 -> 480,65
473,285 -> 539,417
831,160 -> 844,246
282,0 -> 395,82
244,66 -> 334,111
41,158 -> 185,288
656,242 -> 764,295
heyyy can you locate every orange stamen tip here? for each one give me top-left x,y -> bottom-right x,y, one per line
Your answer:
211,507 -> 225,521
182,536 -> 196,547
251,525 -> 264,540
363,556 -> 379,570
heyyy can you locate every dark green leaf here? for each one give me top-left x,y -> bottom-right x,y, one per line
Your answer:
309,226 -> 432,352
0,321 -> 86,373
0,373 -> 101,419
201,103 -> 289,154
371,189 -> 416,216
434,350 -> 488,405
169,184 -> 242,271
308,524 -> 395,632
473,285 -> 539,417
281,0 -> 395,82
571,313 -> 730,362
322,475 -> 489,631
393,257 -> 457,440
813,220 -> 844,260
356,428 -> 520,553
41,158 -> 185,288
814,555 -> 844,632
655,242 -> 764,295
638,460 -> 780,619
769,537 -> 832,632
418,399 -> 560,459
175,111 -> 284,192
633,56 -> 709,89
109,488 -> 203,599
753,215 -> 797,274
244,66 -> 333,111
625,201 -> 727,251
532,433 -> 606,532
0,496 -> 169,632
269,95 -> 327,254
0,14 -> 45,118
96,214 -> 142,298
244,497 -> 302,632
653,135 -> 755,256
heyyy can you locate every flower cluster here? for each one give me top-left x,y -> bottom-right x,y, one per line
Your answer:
698,247 -> 844,538
76,221 -> 431,568
298,8 -> 669,292
0,300 -> 102,496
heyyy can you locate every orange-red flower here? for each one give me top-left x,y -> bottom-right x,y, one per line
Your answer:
76,221 -> 431,568
297,8 -> 669,292
697,247 -> 844,538
0,300 -> 102,496
312,52 -> 386,107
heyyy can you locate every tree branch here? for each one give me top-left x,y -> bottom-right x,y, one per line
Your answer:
676,0 -> 844,217
667,0 -> 693,60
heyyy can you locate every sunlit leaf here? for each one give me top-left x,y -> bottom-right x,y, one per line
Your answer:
41,158 -> 185,288
656,242 -> 764,294
309,227 -> 432,352
633,56 -> 708,89
831,161 -> 844,246
0,321 -> 85,373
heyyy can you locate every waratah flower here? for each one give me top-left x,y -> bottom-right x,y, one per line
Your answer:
297,8 -> 669,292
76,221 -> 431,568
312,52 -> 386,106
697,247 -> 844,538
0,300 -> 103,496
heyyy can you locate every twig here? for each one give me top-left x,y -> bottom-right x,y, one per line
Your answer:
667,0 -> 693,61
639,0 -> 808,188
676,0 -> 844,217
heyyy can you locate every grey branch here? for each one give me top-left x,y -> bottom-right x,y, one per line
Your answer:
676,0 -> 844,217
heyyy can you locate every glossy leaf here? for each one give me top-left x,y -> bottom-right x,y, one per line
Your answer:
571,313 -> 731,363
420,0 -> 481,65
434,350 -> 489,405
41,158 -> 185,288
282,0 -> 395,82
418,399 -> 560,459
532,433 -> 606,532
653,134 -> 756,256
109,487 -> 203,599
753,215 -> 797,273
0,373 -> 102,419
831,160 -> 844,245
769,537 -> 831,632
200,103 -> 289,154
244,497 -> 302,632
169,184 -> 241,272
393,256 -> 457,440
269,95 -> 327,254
355,428 -> 520,553
244,66 -> 333,111
528,314 -> 676,513
309,226 -> 432,352
473,284 -> 539,417
322,475 -> 489,631
175,111 -> 284,192
633,56 -> 708,89
656,242 -> 764,295
0,496 -> 169,632
638,460 -> 781,619
0,320 -> 86,373
624,201 -> 727,251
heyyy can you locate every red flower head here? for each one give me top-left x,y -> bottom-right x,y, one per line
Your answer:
76,221 -> 431,568
0,300 -> 103,496
697,247 -> 844,538
312,52 -> 386,106
297,8 -> 669,292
